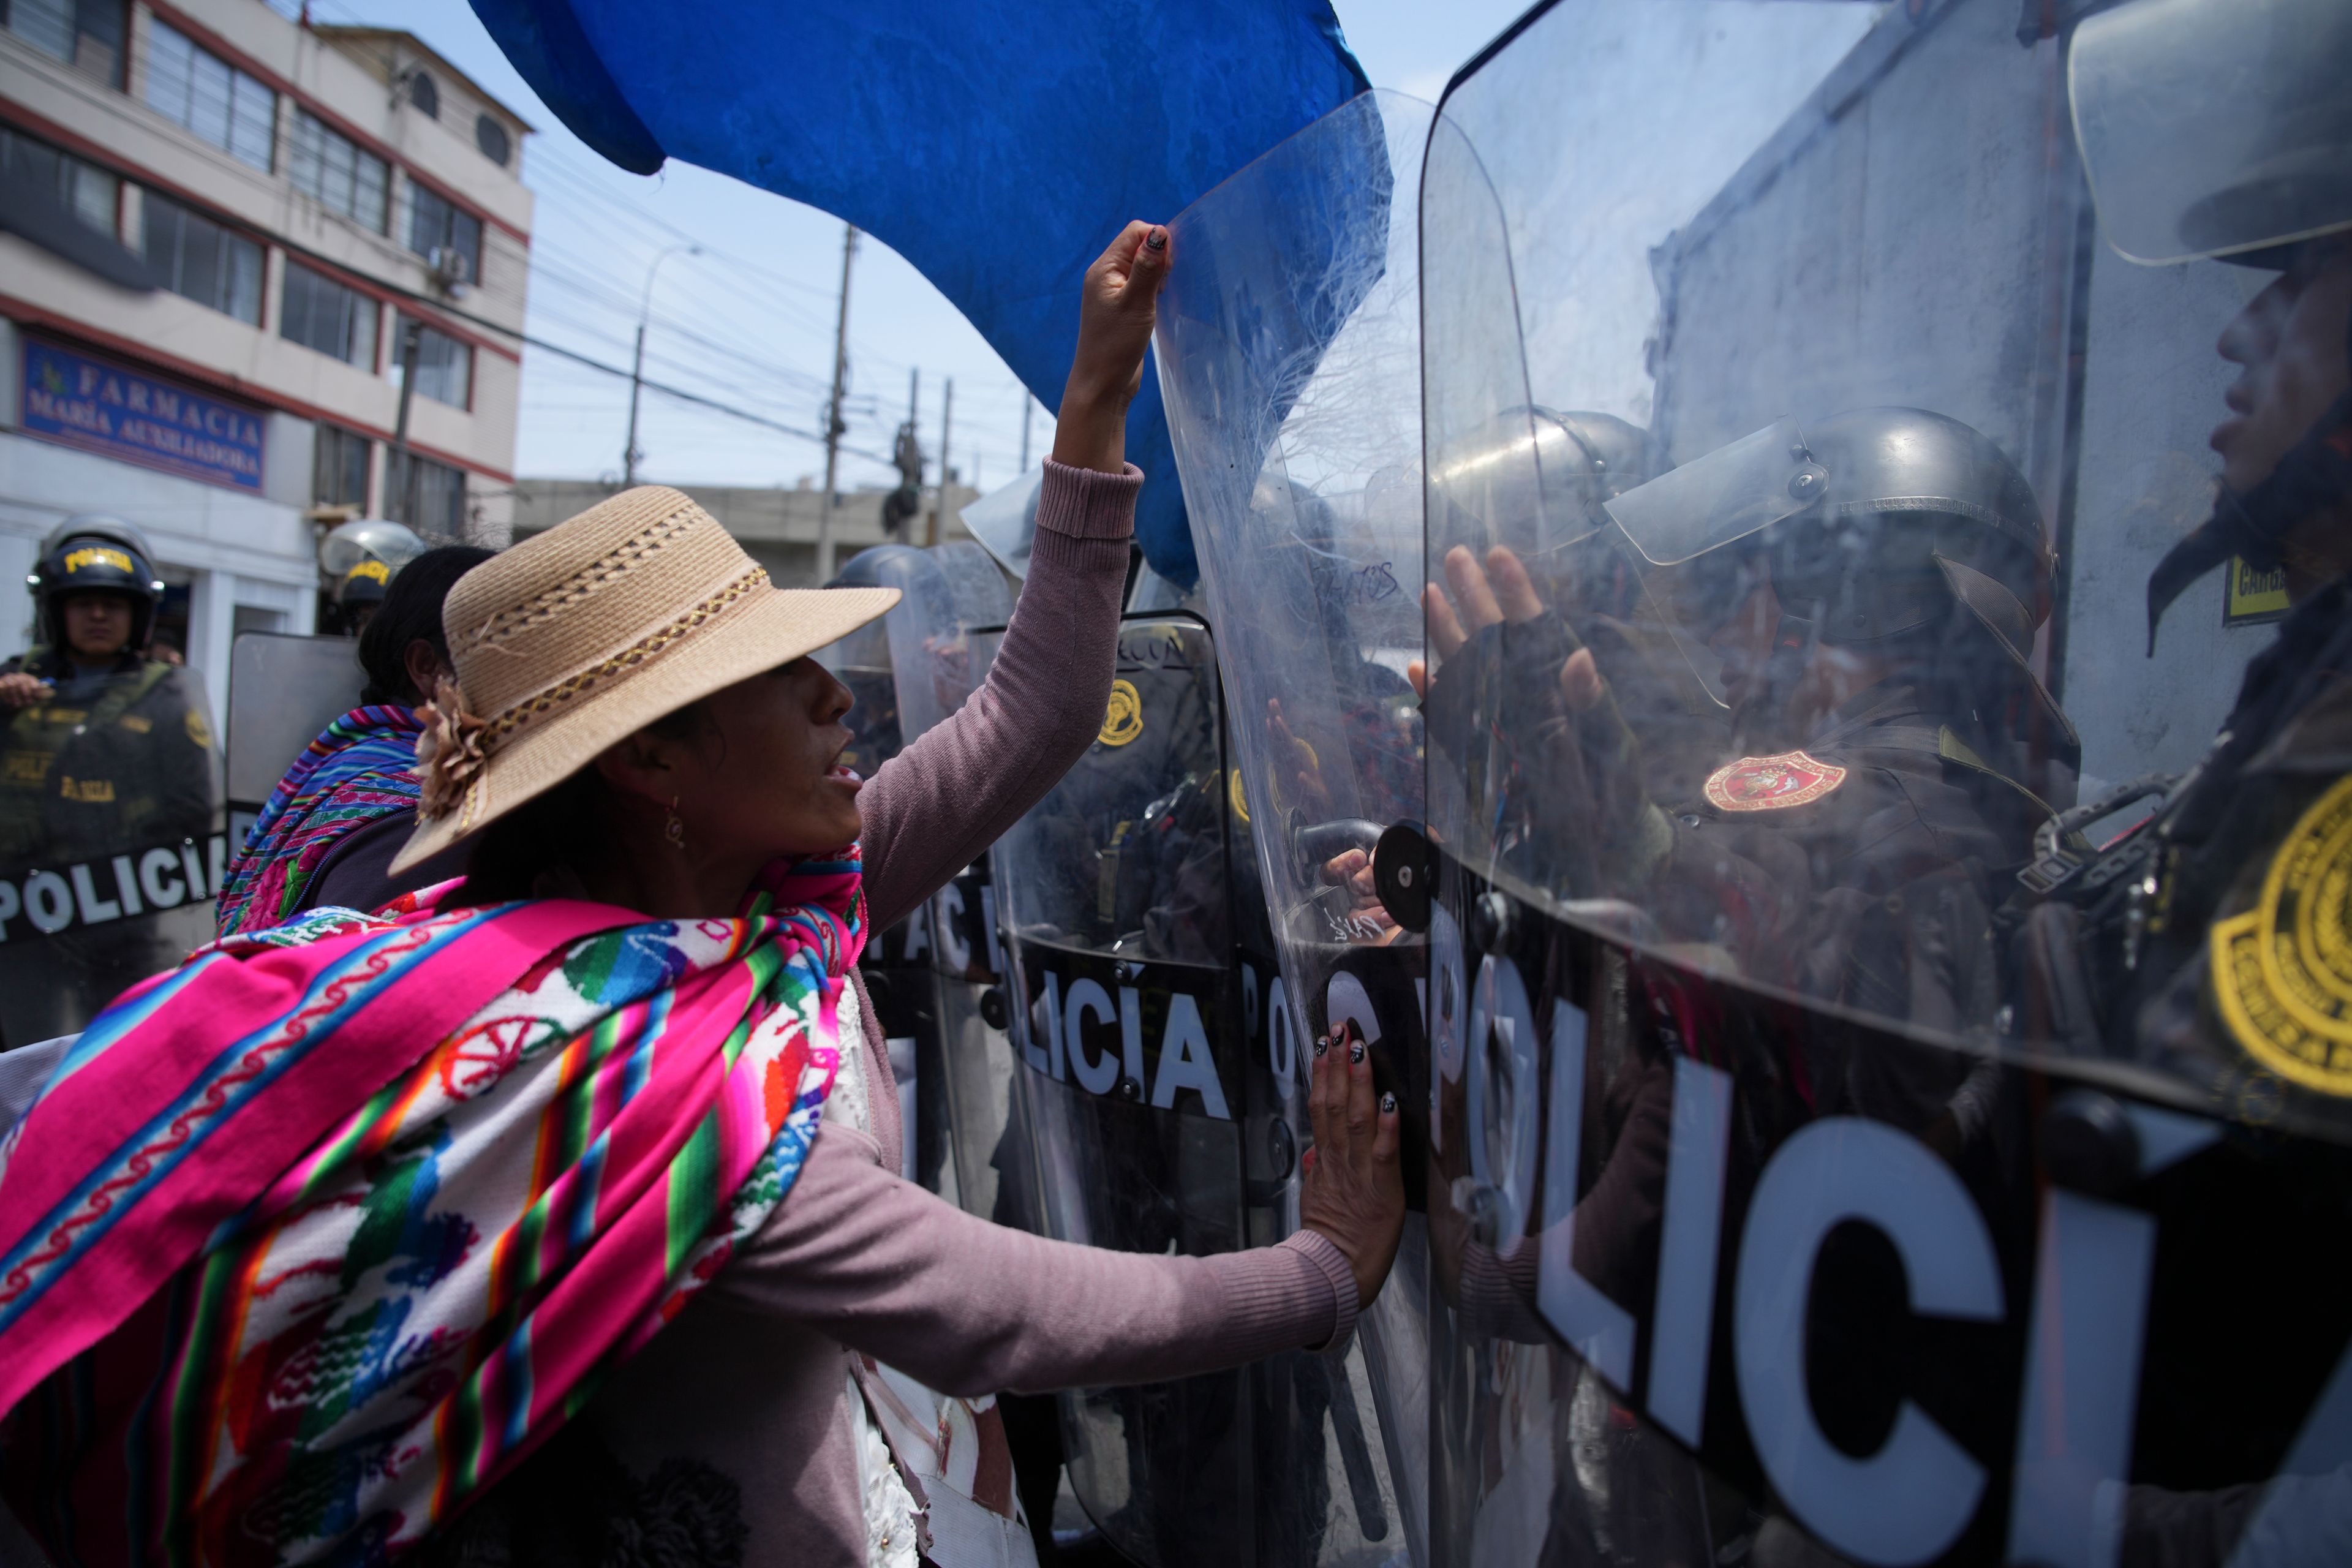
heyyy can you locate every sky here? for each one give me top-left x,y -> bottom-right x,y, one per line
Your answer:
292,0 -> 1534,496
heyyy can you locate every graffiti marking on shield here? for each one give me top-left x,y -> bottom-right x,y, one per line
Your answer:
1702,750 -> 1847,813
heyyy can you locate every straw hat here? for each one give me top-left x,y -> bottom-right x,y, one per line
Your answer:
390,486 -> 897,874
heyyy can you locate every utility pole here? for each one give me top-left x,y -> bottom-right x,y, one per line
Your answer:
927,377 -> 952,547
1019,395 -> 1033,472
627,243 -> 701,488
816,222 -> 858,582
391,315 -> 423,529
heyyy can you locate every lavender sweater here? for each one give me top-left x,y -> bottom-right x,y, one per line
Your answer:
587,461 -> 1359,1564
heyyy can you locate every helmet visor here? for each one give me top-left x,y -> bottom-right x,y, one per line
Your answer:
1601,416 -> 1828,567
2070,0 -> 2352,265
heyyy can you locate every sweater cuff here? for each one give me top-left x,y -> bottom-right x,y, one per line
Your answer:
1278,1230 -> 1361,1354
1035,458 -> 1142,542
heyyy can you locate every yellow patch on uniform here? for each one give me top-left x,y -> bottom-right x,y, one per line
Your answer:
4,750 -> 55,784
1229,768 -> 1250,824
1098,678 -> 1144,747
2211,774 -> 2352,1095
116,712 -> 153,734
345,560 -> 392,587
58,775 -> 115,804
1702,750 -> 1848,813
184,709 -> 213,749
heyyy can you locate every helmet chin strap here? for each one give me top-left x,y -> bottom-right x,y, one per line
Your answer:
2147,319 -> 2352,652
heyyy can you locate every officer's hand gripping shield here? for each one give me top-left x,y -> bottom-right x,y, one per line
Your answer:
1408,2 -> 2352,1566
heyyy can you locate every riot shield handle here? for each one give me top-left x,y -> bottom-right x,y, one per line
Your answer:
1371,821 -> 1432,933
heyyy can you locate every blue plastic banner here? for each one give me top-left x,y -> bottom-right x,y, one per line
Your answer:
469,0 -> 1370,586
20,337 -> 266,492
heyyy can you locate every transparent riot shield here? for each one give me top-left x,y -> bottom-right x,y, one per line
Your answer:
224,631 -> 368,834
0,658 -> 224,1048
1414,1 -> 2352,1566
993,611 -> 1396,1565
1156,88 -> 1434,1566
818,543 -> 1010,1198
914,546 -> 1030,1227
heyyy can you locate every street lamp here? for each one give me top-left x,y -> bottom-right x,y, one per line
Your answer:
623,243 -> 701,486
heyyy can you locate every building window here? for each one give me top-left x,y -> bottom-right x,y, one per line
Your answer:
314,423 -> 372,509
287,108 -> 386,233
2,0 -> 125,86
142,190 -> 263,323
0,124 -> 119,233
405,68 -> 437,118
145,20 -> 275,172
475,113 -> 510,167
281,262 -> 378,368
386,450 -> 465,537
407,183 -> 482,284
390,314 -> 472,408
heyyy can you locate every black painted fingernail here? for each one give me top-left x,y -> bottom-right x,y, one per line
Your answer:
1144,227 -> 1167,251
1349,1041 -> 1365,1065
1314,1036 -> 1329,1058
1381,1091 -> 1396,1113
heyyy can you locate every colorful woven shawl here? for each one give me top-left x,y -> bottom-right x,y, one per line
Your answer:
214,706 -> 426,937
0,851 -> 866,1567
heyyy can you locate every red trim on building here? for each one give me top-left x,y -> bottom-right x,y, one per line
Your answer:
138,0 -> 531,247
1,296 -> 516,484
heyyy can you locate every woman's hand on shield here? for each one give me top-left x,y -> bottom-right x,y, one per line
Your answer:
1053,221 -> 1174,474
1299,1019 -> 1404,1308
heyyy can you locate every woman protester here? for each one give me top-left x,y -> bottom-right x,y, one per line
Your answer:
0,222 -> 1404,1568
213,545 -> 493,935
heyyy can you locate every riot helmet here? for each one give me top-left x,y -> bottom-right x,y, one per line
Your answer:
2069,0 -> 2351,269
29,515 -> 166,655
1433,405 -> 1655,554
317,519 -> 427,630
1614,408 -> 2071,748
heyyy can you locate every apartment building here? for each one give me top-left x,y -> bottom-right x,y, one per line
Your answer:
0,0 -> 532,722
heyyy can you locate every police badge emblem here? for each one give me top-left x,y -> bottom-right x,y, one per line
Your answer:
1098,677 -> 1144,747
2211,774 -> 2352,1095
1702,750 -> 1848,813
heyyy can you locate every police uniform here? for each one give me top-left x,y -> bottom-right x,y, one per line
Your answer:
0,654 -> 217,866
2012,0 -> 2352,1136
0,519 -> 219,1044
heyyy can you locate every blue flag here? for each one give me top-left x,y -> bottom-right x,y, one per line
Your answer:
472,0 -> 1371,585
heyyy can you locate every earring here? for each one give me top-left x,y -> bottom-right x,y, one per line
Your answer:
665,794 -> 686,852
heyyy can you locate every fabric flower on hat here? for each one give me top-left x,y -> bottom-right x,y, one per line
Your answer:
415,674 -> 489,819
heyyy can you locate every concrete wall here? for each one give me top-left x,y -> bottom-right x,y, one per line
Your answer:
1646,0 -> 2260,795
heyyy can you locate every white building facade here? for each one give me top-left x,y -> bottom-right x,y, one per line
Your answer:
0,0 -> 532,723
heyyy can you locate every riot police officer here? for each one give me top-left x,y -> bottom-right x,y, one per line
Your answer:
2023,0 -> 2352,1121
316,518 -> 427,638
0,517 -> 217,1042
1425,409 -> 2072,1087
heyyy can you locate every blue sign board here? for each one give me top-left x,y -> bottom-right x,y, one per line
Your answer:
20,337 -> 265,491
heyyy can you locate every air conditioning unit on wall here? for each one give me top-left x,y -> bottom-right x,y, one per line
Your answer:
428,246 -> 472,298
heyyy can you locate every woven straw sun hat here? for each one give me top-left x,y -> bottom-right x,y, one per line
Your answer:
389,485 -> 897,875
